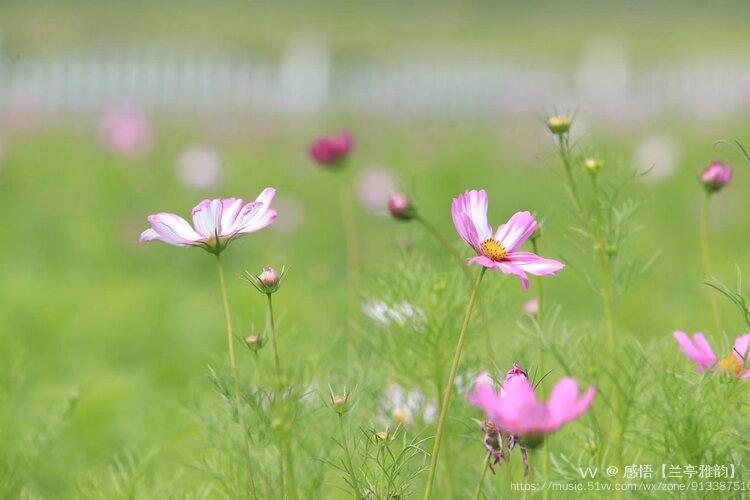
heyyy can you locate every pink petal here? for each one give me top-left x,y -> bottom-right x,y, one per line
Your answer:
732,334 -> 750,361
139,228 -> 159,243
547,378 -> 595,429
220,198 -> 245,234
191,199 -> 223,238
673,331 -> 717,372
739,369 -> 750,380
235,208 -> 277,235
494,211 -> 537,253
495,377 -> 543,434
145,213 -> 204,247
494,261 -> 530,289
467,255 -> 500,268
451,190 -> 492,248
505,252 -> 565,277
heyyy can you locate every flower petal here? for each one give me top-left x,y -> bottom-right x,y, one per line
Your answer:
139,228 -> 159,243
547,378 -> 595,429
733,333 -> 750,361
673,331 -> 717,372
505,252 -> 565,277
496,377 -> 546,434
494,261 -> 530,289
451,190 -> 492,249
192,199 -> 223,238
220,198 -> 245,234
233,188 -> 278,235
494,211 -> 537,253
145,213 -> 204,247
467,255 -> 501,269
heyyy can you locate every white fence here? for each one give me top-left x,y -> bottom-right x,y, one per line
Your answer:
1,42 -> 749,119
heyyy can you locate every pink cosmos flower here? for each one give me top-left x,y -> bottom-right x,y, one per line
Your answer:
309,131 -> 354,166
700,161 -> 733,193
673,331 -> 750,378
139,188 -> 277,254
100,108 -> 153,157
468,371 -> 595,438
451,190 -> 564,288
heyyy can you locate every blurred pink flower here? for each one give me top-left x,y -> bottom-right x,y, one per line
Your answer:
700,161 -> 733,193
309,130 -> 354,167
673,331 -> 750,378
522,298 -> 540,316
177,146 -> 223,190
468,371 -> 595,438
100,108 -> 153,157
356,167 -> 397,213
451,190 -> 564,288
139,188 -> 276,253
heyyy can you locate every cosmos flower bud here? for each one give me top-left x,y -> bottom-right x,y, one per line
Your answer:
244,335 -> 266,352
388,193 -> 415,221
584,157 -> 603,176
330,393 -> 350,414
700,161 -> 733,194
546,115 -> 572,135
309,131 -> 355,167
244,266 -> 286,294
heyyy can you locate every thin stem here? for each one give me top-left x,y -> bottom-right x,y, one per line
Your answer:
267,294 -> 282,385
423,267 -> 487,500
590,179 -> 617,350
339,177 -> 360,363
418,214 -> 492,364
266,293 -> 298,499
530,238 -> 545,324
473,455 -> 491,500
556,134 -> 586,221
215,255 -> 257,498
700,194 -> 723,334
338,413 -> 361,498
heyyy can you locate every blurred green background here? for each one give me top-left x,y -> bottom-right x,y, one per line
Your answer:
1,1 -> 750,497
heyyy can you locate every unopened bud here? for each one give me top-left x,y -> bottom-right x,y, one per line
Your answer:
244,266 -> 286,294
331,393 -> 350,414
546,115 -> 572,135
243,334 -> 265,352
700,161 -> 733,194
584,157 -> 603,175
522,298 -> 539,317
388,193 -> 415,221
375,430 -> 390,441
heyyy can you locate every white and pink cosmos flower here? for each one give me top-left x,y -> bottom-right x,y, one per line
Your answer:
673,331 -> 750,378
451,190 -> 564,288
139,188 -> 277,254
468,369 -> 595,440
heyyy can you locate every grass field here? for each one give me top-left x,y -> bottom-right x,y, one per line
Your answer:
2,2 -> 750,498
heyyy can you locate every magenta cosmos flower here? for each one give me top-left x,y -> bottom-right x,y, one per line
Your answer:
139,188 -> 277,254
468,371 -> 595,443
451,190 -> 564,288
700,161 -> 733,193
309,131 -> 354,166
673,331 -> 750,378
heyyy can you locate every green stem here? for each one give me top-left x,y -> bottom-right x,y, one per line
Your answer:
556,134 -> 586,221
340,177 -> 360,363
590,180 -> 617,350
216,255 -> 257,498
700,194 -> 723,334
474,455 -> 491,500
423,267 -> 487,500
338,413 -> 361,498
418,214 -> 493,366
267,294 -> 282,386
266,293 -> 297,499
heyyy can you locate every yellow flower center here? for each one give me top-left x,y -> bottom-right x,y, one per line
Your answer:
718,354 -> 743,375
481,239 -> 508,261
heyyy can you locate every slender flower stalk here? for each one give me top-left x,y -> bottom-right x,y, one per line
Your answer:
338,413 -> 361,498
216,256 -> 257,497
423,267 -> 486,500
474,454 -> 491,500
590,176 -> 617,349
700,193 -> 723,334
340,176 -> 360,358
